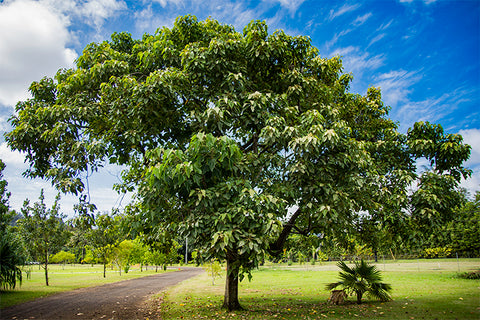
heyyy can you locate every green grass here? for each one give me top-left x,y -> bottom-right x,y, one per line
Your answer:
160,259 -> 480,320
0,263 -> 171,308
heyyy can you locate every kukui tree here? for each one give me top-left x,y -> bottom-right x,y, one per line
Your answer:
17,190 -> 70,286
6,16 -> 471,310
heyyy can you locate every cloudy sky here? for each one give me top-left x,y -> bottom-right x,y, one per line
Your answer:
0,0 -> 479,216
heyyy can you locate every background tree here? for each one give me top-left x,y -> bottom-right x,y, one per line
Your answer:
17,190 -> 70,286
68,196 -> 97,263
50,250 -> 76,268
87,213 -> 123,277
5,16 -> 471,310
446,191 -> 480,256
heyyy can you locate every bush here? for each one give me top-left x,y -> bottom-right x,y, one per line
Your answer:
457,270 -> 480,280
326,259 -> 392,304
422,247 -> 452,258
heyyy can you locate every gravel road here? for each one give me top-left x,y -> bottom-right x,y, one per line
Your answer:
0,267 -> 203,320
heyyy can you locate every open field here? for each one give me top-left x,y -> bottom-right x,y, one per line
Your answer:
160,259 -> 480,320
0,263 -> 172,308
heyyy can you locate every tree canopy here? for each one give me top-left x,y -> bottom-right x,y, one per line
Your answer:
6,15 -> 471,310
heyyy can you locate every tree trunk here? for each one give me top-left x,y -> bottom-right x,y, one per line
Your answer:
356,291 -> 363,304
374,250 -> 378,263
103,262 -> 106,278
44,249 -> 49,286
223,256 -> 242,311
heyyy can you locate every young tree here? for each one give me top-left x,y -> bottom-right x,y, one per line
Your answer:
5,16 -> 471,309
88,213 -> 122,277
17,190 -> 70,286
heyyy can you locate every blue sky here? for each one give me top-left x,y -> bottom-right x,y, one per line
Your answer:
0,0 -> 479,215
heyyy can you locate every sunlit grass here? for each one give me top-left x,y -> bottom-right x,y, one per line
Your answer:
0,263 -> 171,308
160,259 -> 480,320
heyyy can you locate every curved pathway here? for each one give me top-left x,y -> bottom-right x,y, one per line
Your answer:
1,267 -> 202,320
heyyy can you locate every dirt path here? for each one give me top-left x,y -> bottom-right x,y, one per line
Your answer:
1,267 -> 203,320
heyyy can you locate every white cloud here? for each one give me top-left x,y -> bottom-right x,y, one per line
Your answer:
152,0 -> 184,7
458,128 -> 480,168
368,33 -> 386,47
76,0 -> 127,30
398,0 -> 437,5
377,71 -> 473,133
271,0 -> 306,13
353,12 -> 372,26
0,142 -> 25,166
374,70 -> 421,108
330,46 -> 385,78
0,0 -> 77,106
328,3 -> 361,21
0,0 -> 127,107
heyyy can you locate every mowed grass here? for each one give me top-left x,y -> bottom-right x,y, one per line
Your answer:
160,259 -> 480,320
0,264 -> 172,308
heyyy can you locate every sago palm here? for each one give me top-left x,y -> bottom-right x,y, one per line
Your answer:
326,259 -> 392,304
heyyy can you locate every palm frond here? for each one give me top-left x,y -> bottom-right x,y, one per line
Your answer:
326,259 -> 392,304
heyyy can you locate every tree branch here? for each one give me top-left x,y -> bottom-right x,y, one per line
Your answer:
268,207 -> 302,256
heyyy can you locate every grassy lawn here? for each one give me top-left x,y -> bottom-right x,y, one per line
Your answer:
160,259 -> 480,320
0,263 -> 171,308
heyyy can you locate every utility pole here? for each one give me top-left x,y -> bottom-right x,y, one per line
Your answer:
185,237 -> 188,264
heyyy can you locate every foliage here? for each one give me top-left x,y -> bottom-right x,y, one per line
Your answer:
446,191 -> 480,256
50,250 -> 76,264
457,270 -> 480,280
422,247 -> 452,258
203,259 -> 223,285
326,259 -> 392,304
87,213 -> 123,277
5,15 -> 472,310
0,159 -> 26,291
0,231 -> 25,291
17,190 -> 70,286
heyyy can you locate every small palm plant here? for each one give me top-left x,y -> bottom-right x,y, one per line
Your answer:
0,235 -> 25,290
326,259 -> 392,304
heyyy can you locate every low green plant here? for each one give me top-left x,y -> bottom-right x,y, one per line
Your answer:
0,235 -> 25,290
457,270 -> 480,280
326,259 -> 392,304
422,247 -> 452,258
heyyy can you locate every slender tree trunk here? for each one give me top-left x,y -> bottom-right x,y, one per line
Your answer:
374,250 -> 378,263
103,262 -> 106,278
223,256 -> 242,311
44,249 -> 49,286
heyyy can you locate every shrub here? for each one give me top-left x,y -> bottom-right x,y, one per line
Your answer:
422,247 -> 452,258
326,259 -> 392,304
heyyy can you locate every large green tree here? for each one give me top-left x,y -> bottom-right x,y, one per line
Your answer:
5,16 -> 471,310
